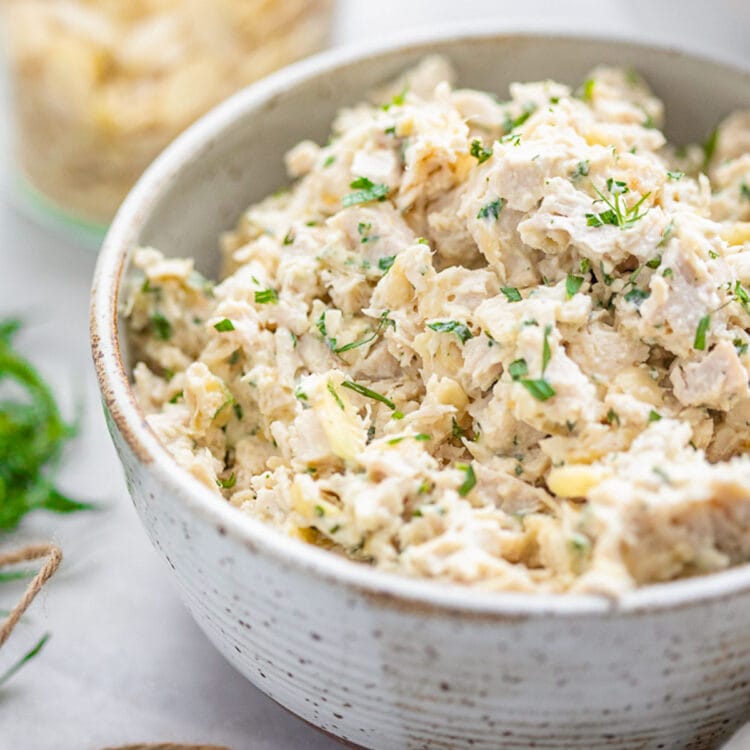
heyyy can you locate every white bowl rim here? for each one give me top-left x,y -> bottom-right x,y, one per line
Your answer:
92,23 -> 750,620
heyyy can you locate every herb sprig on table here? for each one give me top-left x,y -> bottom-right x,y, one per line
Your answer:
0,319 -> 93,530
0,319 -> 93,687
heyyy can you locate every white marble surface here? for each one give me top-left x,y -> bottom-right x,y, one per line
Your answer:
1,2 -> 748,748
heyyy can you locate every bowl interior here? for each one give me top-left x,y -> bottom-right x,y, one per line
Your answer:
103,30 -> 750,611
130,32 -> 750,285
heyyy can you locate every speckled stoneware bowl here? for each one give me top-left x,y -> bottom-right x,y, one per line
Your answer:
91,28 -> 750,750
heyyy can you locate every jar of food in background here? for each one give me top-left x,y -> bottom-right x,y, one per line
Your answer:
1,0 -> 333,244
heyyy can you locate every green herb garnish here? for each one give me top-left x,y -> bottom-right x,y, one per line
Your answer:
588,178 -> 651,230
426,320 -> 473,344
741,182 -> 750,201
341,380 -> 395,410
566,274 -> 584,299
520,379 -> 556,401
342,177 -> 389,207
477,199 -> 505,220
666,170 -> 684,181
648,410 -> 662,423
456,463 -> 476,497
334,311 -> 394,354
214,318 -> 235,332
0,632 -> 51,688
378,255 -> 396,273
508,359 -> 528,381
470,139 -> 493,164
216,473 -> 237,489
327,382 -> 344,410
255,289 -> 279,305
501,287 -> 522,303
694,314 -> 710,351
150,312 -> 172,341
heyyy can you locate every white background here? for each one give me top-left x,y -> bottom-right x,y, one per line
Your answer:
1,2 -> 749,748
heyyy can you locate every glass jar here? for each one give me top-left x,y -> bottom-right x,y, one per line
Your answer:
1,0 -> 333,242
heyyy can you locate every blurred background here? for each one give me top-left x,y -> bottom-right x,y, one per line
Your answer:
0,2 -> 748,749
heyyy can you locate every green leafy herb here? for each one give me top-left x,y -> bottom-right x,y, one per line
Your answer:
314,504 -> 325,517
323,155 -> 335,168
624,288 -> 651,306
703,127 -> 718,168
477,198 -> 505,220
606,409 -> 620,426
0,632 -> 51,688
426,320 -> 473,344
734,281 -> 750,313
694,314 -> 710,351
588,178 -> 651,230
316,310 -> 337,350
734,338 -> 748,356
216,473 -> 236,489
334,311 -> 394,354
580,78 -> 595,102
501,287 -> 522,303
741,182 -> 750,201
520,378 -> 556,401
503,105 -> 536,133
378,255 -> 396,273
572,160 -> 590,179
666,170 -> 684,181
0,321 -> 94,531
508,359 -> 528,381
566,274 -> 584,299
342,177 -> 389,207
542,325 -> 552,372
214,318 -> 235,332
150,312 -> 172,341
414,433 -> 431,442
456,463 -> 476,497
168,390 -> 183,404
645,255 -> 662,269
470,139 -> 493,164
254,288 -> 279,305
579,258 -> 591,274
327,382 -> 344,410
282,230 -> 295,246
341,381 -> 395,410
662,267 -> 673,278
648,410 -> 662,423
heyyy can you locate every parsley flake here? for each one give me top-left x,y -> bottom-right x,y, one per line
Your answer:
342,177 -> 389,207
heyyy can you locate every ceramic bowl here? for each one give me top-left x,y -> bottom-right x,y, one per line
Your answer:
91,28 -> 750,750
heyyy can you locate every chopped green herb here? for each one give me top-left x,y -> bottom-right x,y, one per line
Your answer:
624,288 -> 651,306
579,258 -> 591,274
599,262 -> 615,286
566,274 -> 584,299
315,311 -> 337,350
327,382 -> 344,410
735,281 -> 750,313
392,410 -> 404,420
456,463 -> 476,497
703,127 -> 718,168
214,318 -> 235,332
341,380 -> 395,410
501,287 -> 522,302
645,255 -> 662,270
606,409 -> 620,426
542,325 -> 552,373
255,288 -> 279,305
314,504 -> 325,517
520,378 -> 556,401
426,320 -> 473,344
503,105 -> 536,132
150,312 -> 172,341
694,314 -> 710,351
323,155 -> 335,168
580,78 -> 595,102
499,132 -> 521,146
508,358 -> 528,381
648,410 -> 662,423
666,170 -> 684,181
414,433 -> 431,442
342,177 -> 389,207
334,311 -> 394,354
663,267 -> 673,278
741,182 -> 750,201
658,220 -> 675,248
168,391 -> 183,404
233,403 -> 243,421
283,230 -> 295,246
477,198 -> 505,220
470,139 -> 493,164
589,178 -> 651,230
216,473 -> 236,489
294,386 -> 308,401
378,255 -> 396,273
572,160 -> 590,178
569,533 -> 591,555
734,338 -> 748,356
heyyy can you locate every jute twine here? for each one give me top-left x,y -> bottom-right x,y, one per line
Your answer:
0,542 -> 62,648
